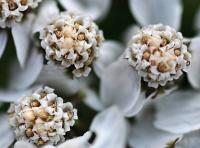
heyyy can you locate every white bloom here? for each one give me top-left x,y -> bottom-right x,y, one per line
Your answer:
101,24 -> 188,116
39,11 -> 104,77
0,0 -> 42,28
32,1 -> 124,80
0,99 -> 128,148
0,0 -> 44,67
125,24 -> 191,88
100,0 -> 200,117
8,86 -> 78,146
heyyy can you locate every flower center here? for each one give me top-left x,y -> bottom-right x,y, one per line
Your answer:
125,24 -> 191,88
8,86 -> 78,146
40,11 -> 104,77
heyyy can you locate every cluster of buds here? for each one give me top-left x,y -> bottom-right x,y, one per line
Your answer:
125,24 -> 191,88
8,86 -> 78,146
0,0 -> 42,28
40,11 -> 104,77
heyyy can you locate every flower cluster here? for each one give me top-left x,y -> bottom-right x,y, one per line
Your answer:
125,24 -> 191,88
8,86 -> 78,146
1,0 -> 200,148
40,11 -> 104,77
0,0 -> 42,28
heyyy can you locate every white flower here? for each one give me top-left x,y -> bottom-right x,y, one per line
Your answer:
0,0 -> 42,28
8,86 -> 78,146
0,1 -> 43,67
31,0 -> 123,79
100,0 -> 200,117
39,11 -> 104,77
0,97 -> 128,148
125,24 -> 191,88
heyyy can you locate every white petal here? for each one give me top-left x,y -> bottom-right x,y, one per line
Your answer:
93,40 -> 124,78
83,89 -> 105,111
90,106 -> 127,148
187,37 -> 200,89
33,0 -> 59,34
0,86 -> 41,102
57,132 -> 91,148
12,14 -> 35,67
155,90 -> 200,134
125,92 -> 148,117
129,0 -> 182,30
0,114 -> 15,148
129,106 -> 182,148
8,48 -> 43,90
14,141 -> 36,148
0,30 -> 8,58
176,131 -> 200,148
58,0 -> 111,21
35,65 -> 82,95
100,58 -> 141,117
123,25 -> 140,44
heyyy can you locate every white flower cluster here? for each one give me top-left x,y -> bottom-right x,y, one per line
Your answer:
8,86 -> 78,146
0,0 -> 42,28
40,11 -> 104,77
125,24 -> 191,88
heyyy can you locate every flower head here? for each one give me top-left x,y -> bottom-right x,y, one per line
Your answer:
40,11 -> 104,77
8,86 -> 78,146
125,24 -> 191,88
0,0 -> 42,28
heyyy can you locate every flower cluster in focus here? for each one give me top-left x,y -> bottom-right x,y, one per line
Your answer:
40,11 -> 104,77
8,86 -> 77,146
125,24 -> 191,88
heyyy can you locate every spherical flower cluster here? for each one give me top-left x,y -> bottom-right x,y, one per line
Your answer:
8,86 -> 78,146
0,0 -> 42,28
40,11 -> 104,77
125,24 -> 191,88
